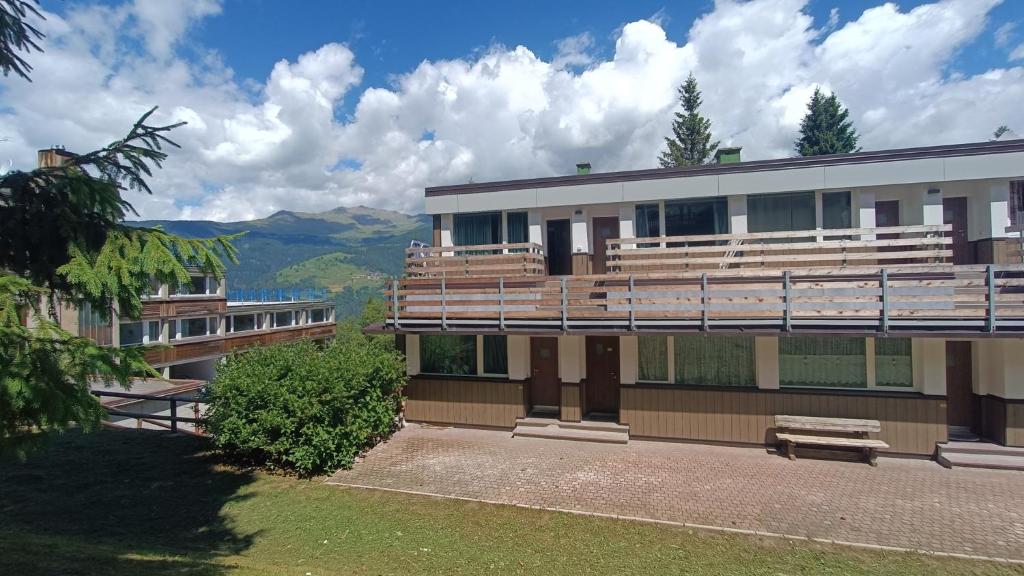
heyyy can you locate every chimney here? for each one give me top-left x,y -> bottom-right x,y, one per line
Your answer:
37,146 -> 74,168
714,146 -> 742,165
576,162 -> 591,176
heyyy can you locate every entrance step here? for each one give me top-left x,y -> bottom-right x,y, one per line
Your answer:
937,441 -> 1024,471
513,417 -> 629,444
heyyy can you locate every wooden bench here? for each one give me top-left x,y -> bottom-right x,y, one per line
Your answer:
774,415 -> 889,466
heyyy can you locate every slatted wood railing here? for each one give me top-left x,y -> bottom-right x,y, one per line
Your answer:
387,264 -> 1024,334
405,242 -> 545,278
606,224 -> 952,274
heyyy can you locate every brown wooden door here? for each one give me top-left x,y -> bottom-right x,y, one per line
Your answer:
943,197 -> 971,265
530,337 -> 560,408
591,217 -> 620,275
945,340 -> 974,428
585,336 -> 620,415
546,219 -> 572,276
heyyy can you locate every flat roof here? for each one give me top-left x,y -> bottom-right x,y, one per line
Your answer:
425,139 -> 1024,198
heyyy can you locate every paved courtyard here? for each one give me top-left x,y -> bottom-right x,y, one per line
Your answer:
328,423 -> 1024,561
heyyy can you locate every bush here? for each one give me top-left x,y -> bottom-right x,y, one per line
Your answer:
203,334 -> 406,476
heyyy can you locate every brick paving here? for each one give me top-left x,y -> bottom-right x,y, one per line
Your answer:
328,423 -> 1024,561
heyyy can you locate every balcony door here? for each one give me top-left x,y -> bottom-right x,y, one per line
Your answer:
591,217 -> 619,275
546,219 -> 572,276
942,197 -> 971,265
585,336 -> 620,417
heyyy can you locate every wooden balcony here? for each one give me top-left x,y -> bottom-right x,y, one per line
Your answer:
406,242 -> 545,278
143,323 -> 336,366
606,224 -> 952,274
386,264 -> 1024,335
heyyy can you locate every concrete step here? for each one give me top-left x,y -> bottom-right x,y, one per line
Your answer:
513,418 -> 629,444
937,451 -> 1024,471
939,441 -> 1024,457
514,417 -> 629,433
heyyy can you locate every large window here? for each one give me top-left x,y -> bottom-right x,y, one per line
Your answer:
506,212 -> 529,244
119,322 -> 144,347
875,338 -> 913,388
638,335 -> 669,382
634,203 -> 660,246
747,192 -> 816,233
310,308 -> 326,323
178,317 -> 216,339
482,335 -> 508,375
273,311 -> 294,328
674,335 -> 755,386
229,313 -> 260,333
664,198 -> 728,243
147,321 -> 161,343
453,212 -> 501,247
420,335 -> 477,376
780,336 -> 866,388
175,276 -> 209,296
822,191 -> 851,230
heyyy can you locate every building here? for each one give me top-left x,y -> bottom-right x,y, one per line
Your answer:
378,139 -> 1024,459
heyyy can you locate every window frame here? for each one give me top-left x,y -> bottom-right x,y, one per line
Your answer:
173,315 -> 218,340
418,334 -> 508,378
778,336 -> 916,391
118,321 -> 145,348
636,335 -> 756,387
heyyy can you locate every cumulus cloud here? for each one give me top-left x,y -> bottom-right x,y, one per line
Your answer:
0,0 -> 1022,221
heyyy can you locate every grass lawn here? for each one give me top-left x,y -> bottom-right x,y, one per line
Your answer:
0,429 -> 1020,576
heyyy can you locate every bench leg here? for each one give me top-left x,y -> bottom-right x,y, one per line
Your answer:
787,440 -> 796,461
866,448 -> 878,467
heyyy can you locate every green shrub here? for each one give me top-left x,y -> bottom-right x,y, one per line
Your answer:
203,335 -> 406,476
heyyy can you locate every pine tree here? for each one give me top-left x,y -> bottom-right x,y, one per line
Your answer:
794,87 -> 861,156
1,3 -> 240,446
659,73 -> 719,167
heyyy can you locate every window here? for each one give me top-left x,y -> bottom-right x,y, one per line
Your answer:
147,321 -> 161,343
273,311 -> 294,328
780,336 -> 866,388
144,277 -> 162,298
453,212 -> 501,247
664,198 -> 728,244
178,317 -> 214,339
1011,181 -> 1024,226
231,314 -> 257,333
119,322 -> 144,347
747,192 -> 816,233
638,335 -> 669,382
634,203 -> 660,240
310,308 -> 326,323
674,335 -> 755,386
175,276 -> 208,296
875,338 -> 913,387
482,335 -> 508,375
420,335 -> 477,375
506,211 -> 529,245
822,191 -> 851,230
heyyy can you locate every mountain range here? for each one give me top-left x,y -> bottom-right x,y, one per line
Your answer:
132,206 -> 432,318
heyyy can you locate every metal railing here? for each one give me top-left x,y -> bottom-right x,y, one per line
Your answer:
227,287 -> 329,303
91,390 -> 205,434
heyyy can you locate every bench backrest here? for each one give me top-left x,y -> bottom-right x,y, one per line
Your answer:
774,415 -> 881,434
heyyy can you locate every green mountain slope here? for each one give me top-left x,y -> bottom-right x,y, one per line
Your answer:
131,206 -> 431,318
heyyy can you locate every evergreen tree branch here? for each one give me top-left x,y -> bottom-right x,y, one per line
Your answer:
0,0 -> 43,81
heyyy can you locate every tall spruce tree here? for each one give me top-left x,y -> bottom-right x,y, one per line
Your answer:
1,1 -> 240,446
794,87 -> 860,156
659,73 -> 719,167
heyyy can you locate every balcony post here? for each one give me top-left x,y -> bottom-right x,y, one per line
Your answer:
700,273 -> 709,332
986,265 -> 996,333
169,399 -> 178,433
498,277 -> 505,331
391,277 -> 400,330
560,277 -> 568,332
783,271 -> 791,332
880,269 -> 889,333
441,277 -> 447,331
628,275 -> 636,331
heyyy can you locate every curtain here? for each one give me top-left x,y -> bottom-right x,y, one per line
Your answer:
638,336 -> 668,382
506,212 -> 528,244
674,335 -> 755,386
780,336 -> 866,388
634,203 -> 660,247
822,191 -> 851,230
665,198 -> 728,246
875,337 -> 913,387
1011,181 -> 1024,226
747,192 -> 815,233
453,212 -> 501,248
483,335 -> 508,375
420,335 -> 477,375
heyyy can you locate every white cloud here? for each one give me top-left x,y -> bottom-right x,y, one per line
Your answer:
1012,42 -> 1024,61
1,0 -> 1022,221
995,21 -> 1016,48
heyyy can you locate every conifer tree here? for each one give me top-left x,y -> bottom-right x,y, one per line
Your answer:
1,2 -> 240,445
794,87 -> 860,156
659,73 -> 719,167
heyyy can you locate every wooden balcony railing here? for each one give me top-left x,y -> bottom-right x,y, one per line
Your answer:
606,224 -> 952,274
387,264 -> 1024,334
405,242 -> 545,278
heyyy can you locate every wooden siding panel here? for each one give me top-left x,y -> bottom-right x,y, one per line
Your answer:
622,387 -> 945,455
561,384 -> 582,422
1008,402 -> 1024,447
405,377 -> 525,429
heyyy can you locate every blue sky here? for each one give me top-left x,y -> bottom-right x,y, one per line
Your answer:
4,0 -> 1024,221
